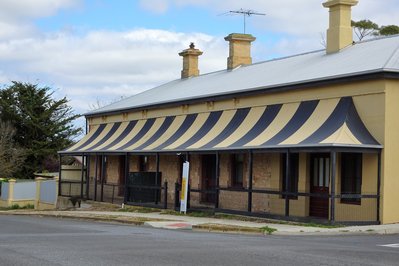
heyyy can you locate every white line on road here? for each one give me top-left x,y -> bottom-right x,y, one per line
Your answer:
378,244 -> 399,248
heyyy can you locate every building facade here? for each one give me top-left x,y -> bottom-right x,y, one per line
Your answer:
60,0 -> 399,224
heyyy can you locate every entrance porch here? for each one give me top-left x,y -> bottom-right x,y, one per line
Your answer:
59,148 -> 380,225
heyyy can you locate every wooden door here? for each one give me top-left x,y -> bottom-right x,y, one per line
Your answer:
309,154 -> 330,218
201,154 -> 216,203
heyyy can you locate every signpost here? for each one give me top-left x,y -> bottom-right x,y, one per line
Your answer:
180,161 -> 190,214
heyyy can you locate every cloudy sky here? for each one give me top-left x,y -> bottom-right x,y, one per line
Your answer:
0,0 -> 398,127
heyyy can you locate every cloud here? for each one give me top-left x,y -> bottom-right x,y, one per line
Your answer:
2,0 -> 399,120
137,0 -> 399,37
0,0 -> 226,114
139,0 -> 170,14
0,0 -> 81,22
0,0 -> 81,41
0,28 -> 226,114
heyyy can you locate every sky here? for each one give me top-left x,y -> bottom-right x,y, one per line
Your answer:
0,0 -> 399,130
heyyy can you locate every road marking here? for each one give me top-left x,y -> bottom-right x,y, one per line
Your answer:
378,243 -> 399,248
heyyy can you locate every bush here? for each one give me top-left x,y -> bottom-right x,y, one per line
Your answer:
9,204 -> 34,210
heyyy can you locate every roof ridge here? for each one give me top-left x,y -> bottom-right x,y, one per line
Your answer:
355,33 -> 399,45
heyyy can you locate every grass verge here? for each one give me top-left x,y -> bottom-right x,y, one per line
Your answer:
261,226 -> 278,235
118,206 -> 160,213
193,223 -> 278,235
0,204 -> 34,211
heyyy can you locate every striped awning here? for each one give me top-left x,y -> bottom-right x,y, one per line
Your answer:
61,97 -> 381,154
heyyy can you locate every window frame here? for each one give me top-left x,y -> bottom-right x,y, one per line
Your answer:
340,153 -> 362,205
230,153 -> 244,188
138,155 -> 148,172
281,153 -> 299,200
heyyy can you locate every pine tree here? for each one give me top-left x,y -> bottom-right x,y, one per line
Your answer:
0,82 -> 81,178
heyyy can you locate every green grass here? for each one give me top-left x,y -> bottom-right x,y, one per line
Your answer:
193,223 -> 277,235
117,206 -> 160,213
261,226 -> 278,235
0,204 -> 34,210
161,210 -> 217,217
83,201 -> 345,228
160,210 -> 186,216
160,210 -> 343,228
296,222 -> 342,229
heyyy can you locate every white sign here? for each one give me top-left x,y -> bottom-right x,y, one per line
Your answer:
180,161 -> 190,213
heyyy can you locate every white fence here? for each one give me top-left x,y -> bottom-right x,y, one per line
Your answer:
40,180 -> 58,204
0,178 -> 58,209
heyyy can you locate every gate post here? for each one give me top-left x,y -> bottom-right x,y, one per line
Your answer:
174,182 -> 179,209
215,152 -> 220,209
124,153 -> 130,204
285,150 -> 290,217
164,181 -> 168,209
58,155 -> 62,196
330,151 -> 337,222
247,150 -> 253,213
80,155 -> 85,199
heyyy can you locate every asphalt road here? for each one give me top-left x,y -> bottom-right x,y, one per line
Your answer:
0,215 -> 398,266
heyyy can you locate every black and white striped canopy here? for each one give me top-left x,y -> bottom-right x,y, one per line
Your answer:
61,97 -> 381,154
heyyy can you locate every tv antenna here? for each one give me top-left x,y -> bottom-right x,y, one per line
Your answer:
227,9 -> 265,34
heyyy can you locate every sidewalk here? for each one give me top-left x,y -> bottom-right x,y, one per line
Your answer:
1,207 -> 399,235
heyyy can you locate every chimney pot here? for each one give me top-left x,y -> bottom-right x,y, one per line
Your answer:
225,33 -> 256,70
179,43 -> 203,79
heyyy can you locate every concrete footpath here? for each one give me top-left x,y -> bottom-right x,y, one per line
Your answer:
1,208 -> 399,236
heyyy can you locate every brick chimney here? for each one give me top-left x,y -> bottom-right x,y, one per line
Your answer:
323,0 -> 358,54
224,33 -> 256,70
178,42 -> 203,79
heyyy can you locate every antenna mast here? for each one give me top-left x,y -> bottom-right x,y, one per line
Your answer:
229,8 -> 265,33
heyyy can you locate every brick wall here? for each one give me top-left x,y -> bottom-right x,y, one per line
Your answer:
87,153 -> 307,218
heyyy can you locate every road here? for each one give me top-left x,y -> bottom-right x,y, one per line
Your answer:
0,215 -> 398,266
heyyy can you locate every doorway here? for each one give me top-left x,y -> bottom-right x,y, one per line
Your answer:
201,154 -> 217,204
309,154 -> 330,219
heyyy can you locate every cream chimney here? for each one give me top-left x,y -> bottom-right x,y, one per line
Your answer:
323,0 -> 358,54
224,33 -> 256,69
178,43 -> 203,79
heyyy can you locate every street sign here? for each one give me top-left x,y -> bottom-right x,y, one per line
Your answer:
180,161 -> 190,213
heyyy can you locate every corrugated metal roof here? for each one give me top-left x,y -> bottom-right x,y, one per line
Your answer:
86,35 -> 399,116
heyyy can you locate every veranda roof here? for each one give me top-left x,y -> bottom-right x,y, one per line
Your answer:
61,97 -> 381,155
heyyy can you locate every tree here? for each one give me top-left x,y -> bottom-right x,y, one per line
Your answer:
351,20 -> 379,41
379,25 -> 399,36
0,82 -> 82,178
0,122 -> 25,178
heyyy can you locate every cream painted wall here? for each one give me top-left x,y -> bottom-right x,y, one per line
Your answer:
381,80 -> 399,224
335,153 -> 378,222
88,80 -> 386,131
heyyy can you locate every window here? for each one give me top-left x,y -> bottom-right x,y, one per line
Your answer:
311,154 -> 330,188
139,155 -> 148,172
341,153 -> 362,204
281,153 -> 299,199
95,155 -> 107,183
231,154 -> 244,187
